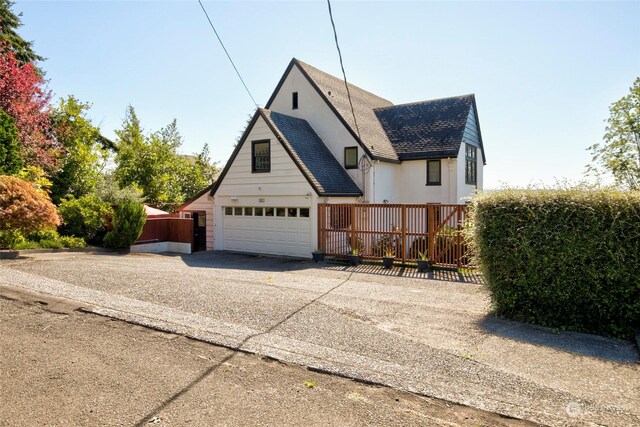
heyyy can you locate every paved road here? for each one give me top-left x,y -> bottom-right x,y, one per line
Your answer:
1,296 -> 532,427
1,251 -> 638,426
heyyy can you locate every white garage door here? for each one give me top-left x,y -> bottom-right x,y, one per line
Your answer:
222,206 -> 311,258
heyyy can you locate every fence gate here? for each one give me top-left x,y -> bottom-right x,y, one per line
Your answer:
317,204 -> 469,269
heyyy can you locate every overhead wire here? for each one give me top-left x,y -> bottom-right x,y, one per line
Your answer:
197,0 -> 259,108
326,0 -> 361,139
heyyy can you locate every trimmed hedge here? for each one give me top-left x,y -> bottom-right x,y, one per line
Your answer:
467,189 -> 640,339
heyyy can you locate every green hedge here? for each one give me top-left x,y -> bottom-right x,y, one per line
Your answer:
467,189 -> 640,339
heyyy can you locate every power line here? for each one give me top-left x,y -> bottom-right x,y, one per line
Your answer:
326,0 -> 361,139
197,0 -> 258,108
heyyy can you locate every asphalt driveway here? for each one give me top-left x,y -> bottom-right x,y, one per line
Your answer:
1,251 -> 638,426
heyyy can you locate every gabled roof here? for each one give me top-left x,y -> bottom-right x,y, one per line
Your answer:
265,58 -> 400,163
374,95 -> 484,161
209,109 -> 362,198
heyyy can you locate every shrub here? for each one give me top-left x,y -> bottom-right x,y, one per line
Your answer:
103,201 -> 146,249
13,240 -> 40,250
467,188 -> 640,339
26,227 -> 59,242
38,239 -> 64,249
0,175 -> 60,248
58,236 -> 86,248
58,195 -> 113,242
0,229 -> 25,249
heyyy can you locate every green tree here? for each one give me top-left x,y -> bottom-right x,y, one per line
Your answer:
114,106 -> 217,208
0,108 -> 22,174
0,0 -> 44,66
588,77 -> 640,190
58,195 -> 113,242
49,96 -> 108,204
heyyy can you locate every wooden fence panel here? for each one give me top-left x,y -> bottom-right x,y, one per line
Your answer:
318,203 -> 470,269
136,218 -> 193,244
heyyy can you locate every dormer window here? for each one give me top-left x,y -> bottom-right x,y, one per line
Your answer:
292,92 -> 298,109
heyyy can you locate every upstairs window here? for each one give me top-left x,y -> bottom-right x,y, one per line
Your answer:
426,160 -> 441,185
465,144 -> 477,185
344,146 -> 358,169
292,92 -> 298,109
252,140 -> 270,173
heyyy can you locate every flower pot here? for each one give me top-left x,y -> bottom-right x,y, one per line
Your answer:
312,252 -> 325,262
417,259 -> 430,272
348,255 -> 361,266
382,257 -> 394,269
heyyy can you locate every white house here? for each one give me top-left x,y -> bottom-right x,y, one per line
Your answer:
179,58 -> 486,258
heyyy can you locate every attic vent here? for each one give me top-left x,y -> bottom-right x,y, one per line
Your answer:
292,92 -> 298,109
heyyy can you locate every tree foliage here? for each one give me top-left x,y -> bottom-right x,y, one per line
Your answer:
0,108 -> 21,174
114,106 -> 217,208
0,175 -> 60,238
588,77 -> 640,190
0,48 -> 59,171
58,195 -> 113,242
49,96 -> 107,204
0,0 -> 43,66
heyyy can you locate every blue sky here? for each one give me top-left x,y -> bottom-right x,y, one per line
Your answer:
15,0 -> 640,188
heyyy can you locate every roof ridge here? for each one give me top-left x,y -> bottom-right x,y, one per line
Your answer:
375,94 -> 475,111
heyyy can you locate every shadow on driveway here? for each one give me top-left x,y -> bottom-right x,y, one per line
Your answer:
479,315 -> 639,364
171,251 -> 485,284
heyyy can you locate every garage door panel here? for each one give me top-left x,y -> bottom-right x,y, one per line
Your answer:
223,208 -> 311,258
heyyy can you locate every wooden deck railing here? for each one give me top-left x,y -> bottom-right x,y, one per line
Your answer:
318,203 -> 470,269
135,217 -> 193,245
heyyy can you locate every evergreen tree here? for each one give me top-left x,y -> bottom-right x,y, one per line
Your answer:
0,0 -> 44,66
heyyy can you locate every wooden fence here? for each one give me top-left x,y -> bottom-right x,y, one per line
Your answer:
136,217 -> 193,245
318,203 -> 470,268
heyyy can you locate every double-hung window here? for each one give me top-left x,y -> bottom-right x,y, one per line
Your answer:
252,140 -> 270,173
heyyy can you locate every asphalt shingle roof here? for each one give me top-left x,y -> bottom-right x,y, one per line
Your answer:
374,95 -> 474,160
261,109 -> 362,197
294,60 -> 399,162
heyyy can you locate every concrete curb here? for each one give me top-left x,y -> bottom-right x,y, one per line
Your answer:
16,247 -> 113,255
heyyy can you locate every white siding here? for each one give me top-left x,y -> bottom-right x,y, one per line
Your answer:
179,190 -> 215,251
395,159 -> 457,204
268,65 -> 365,191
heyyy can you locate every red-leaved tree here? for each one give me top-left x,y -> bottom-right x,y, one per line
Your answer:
0,175 -> 60,235
0,46 -> 60,172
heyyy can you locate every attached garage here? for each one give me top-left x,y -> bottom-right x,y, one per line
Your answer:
222,206 -> 311,257
209,109 -> 363,259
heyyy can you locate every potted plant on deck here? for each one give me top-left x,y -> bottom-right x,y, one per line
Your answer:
417,251 -> 430,272
348,248 -> 361,266
312,249 -> 325,262
382,248 -> 394,269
